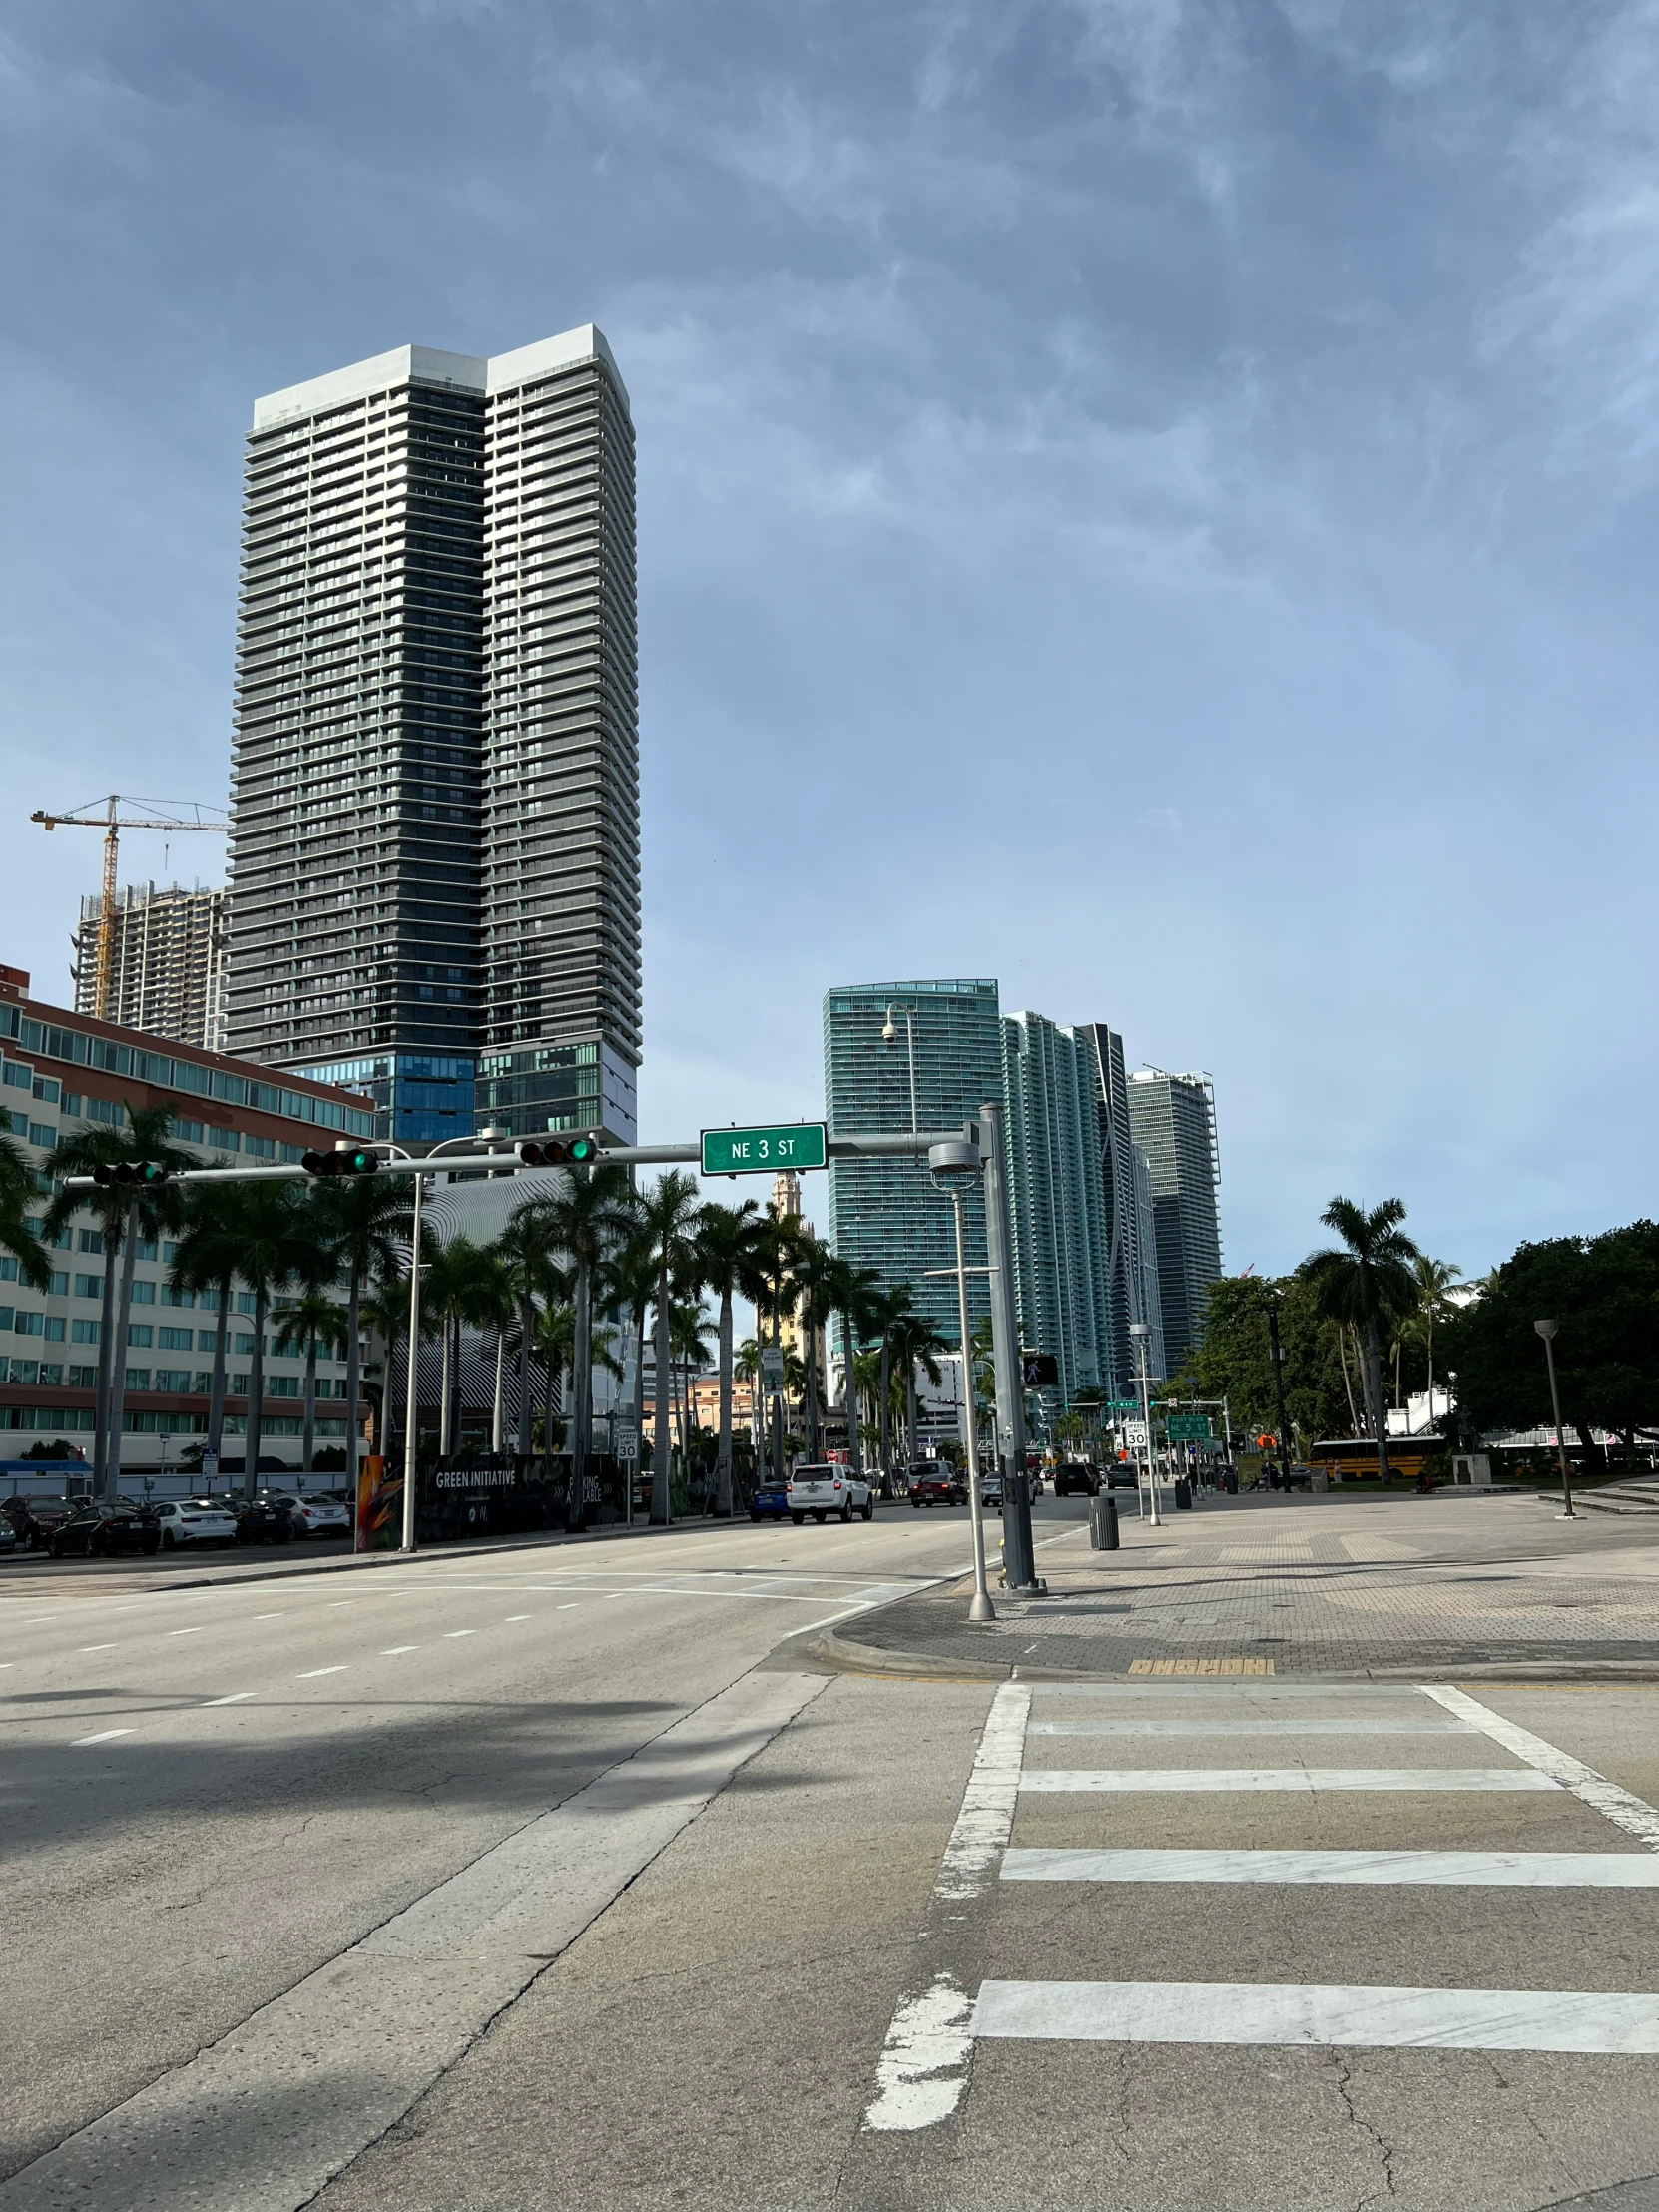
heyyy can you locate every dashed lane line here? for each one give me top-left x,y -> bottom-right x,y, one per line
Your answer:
504,1614 -> 531,1622
71,1729 -> 136,1747
79,1644 -> 118,1654
203,1693 -> 255,1707
297,1666 -> 347,1679
381,1645 -> 418,1655
442,1630 -> 476,1639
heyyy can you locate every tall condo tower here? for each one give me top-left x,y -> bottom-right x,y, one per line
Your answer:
1125,1067 -> 1222,1373
224,328 -> 639,1144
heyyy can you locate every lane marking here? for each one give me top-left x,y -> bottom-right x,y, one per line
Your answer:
297,1666 -> 347,1678
254,1613 -> 286,1620
1027,1718 -> 1477,1738
1421,1684 -> 1659,1851
971,1979 -> 1659,2053
1001,1848 -> 1659,1887
381,1646 -> 418,1656
442,1630 -> 476,1639
203,1692 -> 255,1707
80,1644 -> 118,1653
1018,1767 -> 1559,1794
557,1603 -> 579,1611
863,1682 -> 1030,2136
72,1728 -> 137,1747
168,1627 -> 205,1637
10,1670 -> 827,2211
504,1615 -> 531,1622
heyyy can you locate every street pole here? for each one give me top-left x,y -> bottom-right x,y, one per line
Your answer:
1268,1301 -> 1293,1487
1534,1320 -> 1577,1520
979,1098 -> 1039,1594
401,1165 -> 423,1554
1131,1321 -> 1160,1526
951,1186 -> 995,1622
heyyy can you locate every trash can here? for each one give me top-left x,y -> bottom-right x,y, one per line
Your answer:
1223,1469 -> 1239,1496
1088,1492 -> 1120,1551
1174,1477 -> 1193,1511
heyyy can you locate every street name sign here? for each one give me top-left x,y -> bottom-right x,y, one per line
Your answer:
702,1123 -> 828,1176
1167,1413 -> 1213,1442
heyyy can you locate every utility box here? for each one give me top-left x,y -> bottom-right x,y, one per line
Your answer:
1452,1453 -> 1492,1488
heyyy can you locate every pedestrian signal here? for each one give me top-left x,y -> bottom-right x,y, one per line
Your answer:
1021,1351 -> 1059,1387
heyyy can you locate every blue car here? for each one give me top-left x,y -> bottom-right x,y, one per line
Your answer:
750,1483 -> 790,1521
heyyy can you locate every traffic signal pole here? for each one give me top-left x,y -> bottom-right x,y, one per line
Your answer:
979,1099 -> 1041,1596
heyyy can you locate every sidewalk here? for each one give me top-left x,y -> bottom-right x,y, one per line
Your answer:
821,1491 -> 1659,1680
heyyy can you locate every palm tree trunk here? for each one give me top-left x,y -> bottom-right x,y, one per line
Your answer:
907,1369 -> 918,1465
92,1224 -> 120,1497
1364,1315 -> 1391,1481
517,1293 -> 534,1457
878,1334 -> 891,1494
650,1271 -> 672,1523
715,1287 -> 734,1517
492,1329 -> 505,1453
344,1273 -> 362,1508
569,1251 -> 591,1531
840,1315 -> 861,1482
806,1323 -> 821,1461
439,1311 -> 452,1462
104,1200 -> 140,1497
246,1288 -> 269,1498
301,1334 -> 317,1475
1335,1321 -> 1359,1434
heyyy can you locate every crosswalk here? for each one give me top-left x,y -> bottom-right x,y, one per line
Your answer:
864,1674 -> 1659,2130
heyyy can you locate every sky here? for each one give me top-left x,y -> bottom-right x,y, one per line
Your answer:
2,0 -> 1656,1279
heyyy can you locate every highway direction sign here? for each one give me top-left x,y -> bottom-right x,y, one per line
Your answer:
702,1123 -> 828,1176
1167,1413 -> 1213,1441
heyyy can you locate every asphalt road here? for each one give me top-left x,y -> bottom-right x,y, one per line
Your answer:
5,1496 -> 1659,2212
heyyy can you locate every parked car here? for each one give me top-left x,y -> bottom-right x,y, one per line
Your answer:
1052,1461 -> 1100,1498
50,1500 -> 161,1558
268,1491 -> 352,1538
749,1482 -> 790,1523
785,1463 -> 874,1524
3,1493 -> 89,1550
979,1471 -> 1004,1512
153,1499 -> 240,1549
909,1469 -> 967,1508
0,1514 -> 17,1556
237,1494 -> 295,1544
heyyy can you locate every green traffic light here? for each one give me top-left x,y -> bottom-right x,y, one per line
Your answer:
569,1138 -> 594,1163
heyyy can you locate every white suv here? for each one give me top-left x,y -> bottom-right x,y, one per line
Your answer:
785,1463 -> 874,1525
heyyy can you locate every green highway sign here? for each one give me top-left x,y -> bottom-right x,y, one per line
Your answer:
701,1122 -> 828,1177
1166,1413 -> 1213,1441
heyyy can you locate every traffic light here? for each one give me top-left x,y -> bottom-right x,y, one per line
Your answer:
1021,1351 -> 1059,1387
92,1160 -> 172,1187
514,1135 -> 599,1167
300,1146 -> 381,1177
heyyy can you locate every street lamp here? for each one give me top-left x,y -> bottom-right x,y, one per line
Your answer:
1130,1320 -> 1160,1527
1533,1320 -> 1577,1521
882,1005 -> 919,1136
930,1138 -> 995,1622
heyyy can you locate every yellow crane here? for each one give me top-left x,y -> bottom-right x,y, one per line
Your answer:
32,795 -> 229,1024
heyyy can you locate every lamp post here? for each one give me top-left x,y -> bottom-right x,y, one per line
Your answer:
1130,1320 -> 1160,1527
1533,1320 -> 1577,1521
882,1005 -> 919,1135
1268,1301 -> 1294,1488
930,1139 -> 994,1622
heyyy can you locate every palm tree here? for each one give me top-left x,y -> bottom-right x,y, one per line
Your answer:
606,1235 -> 659,1497
421,1234 -> 492,1458
45,1105 -> 193,1494
526,1163 -> 638,1526
670,1299 -> 713,1473
358,1276 -> 411,1459
462,1246 -> 517,1452
228,1182 -> 316,1495
829,1260 -> 883,1484
695,1199 -> 766,1517
0,1136 -> 51,1292
864,1285 -> 914,1492
491,1202 -> 565,1459
1301,1197 -> 1421,1481
273,1278 -> 349,1477
890,1310 -> 948,1466
749,1208 -> 803,1481
789,1233 -> 842,1462
312,1175 -> 413,1496
1403,1253 -> 1463,1433
170,1183 -> 246,1475
635,1170 -> 703,1523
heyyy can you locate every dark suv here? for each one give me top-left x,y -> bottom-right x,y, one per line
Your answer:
50,1500 -> 162,1558
1052,1461 -> 1100,1497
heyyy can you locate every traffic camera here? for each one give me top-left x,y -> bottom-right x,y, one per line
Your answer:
300,1146 -> 381,1177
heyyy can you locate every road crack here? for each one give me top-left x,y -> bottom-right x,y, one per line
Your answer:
1332,2055 -> 1398,2207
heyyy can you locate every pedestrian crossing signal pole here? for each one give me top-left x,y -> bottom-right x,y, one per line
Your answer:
1131,1322 -> 1161,1526
979,1099 -> 1041,1595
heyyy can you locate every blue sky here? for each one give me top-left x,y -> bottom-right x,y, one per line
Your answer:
3,1 -> 1655,1277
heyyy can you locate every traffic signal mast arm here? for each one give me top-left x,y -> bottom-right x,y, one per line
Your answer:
62,1125 -> 982,1191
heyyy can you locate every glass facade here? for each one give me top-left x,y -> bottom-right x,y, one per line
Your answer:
291,1052 -> 476,1146
1125,1068 -> 1223,1374
823,979 -> 1000,1347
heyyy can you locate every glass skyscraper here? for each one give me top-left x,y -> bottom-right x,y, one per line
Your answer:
1125,1067 -> 1223,1373
823,979 -> 1001,1346
224,329 -> 639,1144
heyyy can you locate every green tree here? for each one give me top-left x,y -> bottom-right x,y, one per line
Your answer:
46,1105 -> 193,1493
272,1276 -> 349,1476
419,1234 -> 491,1458
890,1309 -> 948,1466
1177,1274 -> 1355,1448
311,1175 -> 413,1493
170,1184 -> 247,1474
695,1199 -> 766,1516
790,1232 -> 842,1462
1301,1197 -> 1421,1480
227,1183 -> 318,1494
1440,1223 -> 1659,1459
828,1260 -> 883,1485
636,1170 -> 703,1521
864,1284 -> 915,1491
0,1135 -> 51,1292
490,1202 -> 567,1459
527,1163 -> 638,1524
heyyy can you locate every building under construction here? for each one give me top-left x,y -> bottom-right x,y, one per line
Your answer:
72,883 -> 229,1053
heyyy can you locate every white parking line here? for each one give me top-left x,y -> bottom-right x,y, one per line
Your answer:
72,1729 -> 136,1747
203,1692 -> 255,1707
1001,1848 -> 1659,1887
297,1666 -> 347,1678
971,1978 -> 1659,2053
1018,1768 -> 1559,1794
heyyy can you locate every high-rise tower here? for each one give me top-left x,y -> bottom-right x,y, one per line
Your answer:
1125,1067 -> 1222,1373
224,328 -> 639,1144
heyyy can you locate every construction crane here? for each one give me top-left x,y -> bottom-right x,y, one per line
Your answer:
32,795 -> 229,1024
